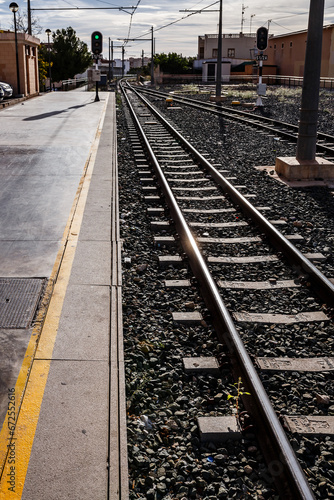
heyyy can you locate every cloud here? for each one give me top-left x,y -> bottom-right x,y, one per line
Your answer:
1,0 -> 333,58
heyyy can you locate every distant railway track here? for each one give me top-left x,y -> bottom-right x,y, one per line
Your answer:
120,81 -> 334,499
134,85 -> 334,159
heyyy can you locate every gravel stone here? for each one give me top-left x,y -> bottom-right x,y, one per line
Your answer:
118,85 -> 334,499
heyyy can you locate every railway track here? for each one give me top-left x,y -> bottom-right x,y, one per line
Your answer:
119,82 -> 334,499
134,85 -> 334,159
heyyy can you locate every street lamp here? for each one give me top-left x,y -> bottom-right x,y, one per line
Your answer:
9,2 -> 21,96
45,28 -> 52,91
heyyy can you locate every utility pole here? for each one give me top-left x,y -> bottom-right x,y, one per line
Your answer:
122,46 -> 125,78
151,26 -> 154,85
275,0 -> 334,180
111,40 -> 114,80
141,49 -> 144,68
118,32 -> 153,83
296,0 -> 324,161
216,0 -> 223,98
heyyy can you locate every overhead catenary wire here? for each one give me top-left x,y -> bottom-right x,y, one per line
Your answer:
128,0 -> 219,42
129,1 -> 334,44
61,0 -> 79,7
124,0 -> 141,47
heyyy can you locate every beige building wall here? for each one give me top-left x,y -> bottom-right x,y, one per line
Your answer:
198,33 -> 257,60
198,26 -> 334,80
321,26 -> 334,77
266,25 -> 334,78
0,31 -> 40,96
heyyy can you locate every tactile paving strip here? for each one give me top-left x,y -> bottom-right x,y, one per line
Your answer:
0,278 -> 44,328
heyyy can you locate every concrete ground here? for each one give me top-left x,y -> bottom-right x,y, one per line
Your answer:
0,90 -> 119,499
0,90 -> 108,277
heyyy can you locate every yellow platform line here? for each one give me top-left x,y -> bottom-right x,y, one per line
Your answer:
0,94 -> 109,499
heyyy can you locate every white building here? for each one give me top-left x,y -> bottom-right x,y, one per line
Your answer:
196,32 -> 257,82
198,33 -> 257,61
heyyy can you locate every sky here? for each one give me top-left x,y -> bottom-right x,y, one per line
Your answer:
1,0 -> 334,59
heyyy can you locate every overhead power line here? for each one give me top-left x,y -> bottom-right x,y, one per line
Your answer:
125,0 -> 141,45
130,0 -> 219,41
31,6 -> 135,11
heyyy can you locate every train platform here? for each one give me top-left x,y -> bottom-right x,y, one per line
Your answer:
0,90 -> 127,498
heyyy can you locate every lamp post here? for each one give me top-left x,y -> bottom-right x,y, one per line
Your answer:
45,28 -> 52,91
250,14 -> 255,34
27,0 -> 31,35
108,37 -> 111,85
9,2 -> 21,96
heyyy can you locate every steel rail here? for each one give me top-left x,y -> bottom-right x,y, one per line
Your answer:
136,86 -> 334,155
121,82 -> 316,500
129,82 -> 334,306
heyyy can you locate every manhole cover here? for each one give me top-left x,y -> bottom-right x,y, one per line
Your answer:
0,278 -> 44,328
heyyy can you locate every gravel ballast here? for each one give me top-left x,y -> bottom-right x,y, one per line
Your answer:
117,84 -> 334,499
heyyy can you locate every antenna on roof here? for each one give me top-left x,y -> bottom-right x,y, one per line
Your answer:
241,3 -> 248,34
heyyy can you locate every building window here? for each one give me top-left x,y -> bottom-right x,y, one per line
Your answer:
227,48 -> 235,58
282,43 -> 284,48
290,41 -> 293,47
212,48 -> 218,58
274,44 -> 276,49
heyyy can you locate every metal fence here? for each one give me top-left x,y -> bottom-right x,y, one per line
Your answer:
230,74 -> 334,90
60,77 -> 88,90
59,74 -> 334,91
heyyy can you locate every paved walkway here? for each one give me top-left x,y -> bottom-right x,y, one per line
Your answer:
0,91 -> 125,499
0,90 -> 108,277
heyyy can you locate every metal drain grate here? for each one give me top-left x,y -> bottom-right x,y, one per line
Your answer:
0,278 -> 44,328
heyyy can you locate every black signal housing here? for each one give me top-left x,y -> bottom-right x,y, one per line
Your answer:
256,27 -> 268,51
91,31 -> 103,55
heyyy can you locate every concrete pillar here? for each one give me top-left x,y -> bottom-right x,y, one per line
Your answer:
296,0 -> 324,161
275,0 -> 334,181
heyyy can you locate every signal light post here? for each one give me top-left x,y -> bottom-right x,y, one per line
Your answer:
256,26 -> 268,107
91,31 -> 103,102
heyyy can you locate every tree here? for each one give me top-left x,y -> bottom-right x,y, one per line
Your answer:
153,52 -> 195,74
38,43 -> 48,90
50,27 -> 92,82
11,11 -> 43,34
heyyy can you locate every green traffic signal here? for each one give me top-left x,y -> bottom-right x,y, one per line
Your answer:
91,31 -> 103,55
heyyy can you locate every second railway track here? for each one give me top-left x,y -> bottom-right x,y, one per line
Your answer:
118,82 -> 334,499
134,85 -> 334,159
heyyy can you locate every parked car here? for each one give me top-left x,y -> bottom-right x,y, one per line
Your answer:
0,82 -> 13,98
0,86 -> 4,101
